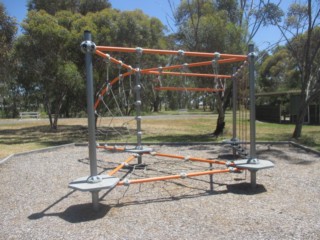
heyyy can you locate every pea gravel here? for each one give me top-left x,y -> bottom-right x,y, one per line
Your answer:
0,143 -> 319,240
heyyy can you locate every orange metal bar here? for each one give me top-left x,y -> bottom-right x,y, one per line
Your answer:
95,50 -> 135,71
144,71 -> 231,79
188,157 -> 226,165
97,145 -> 126,152
117,168 -> 234,185
96,46 -> 247,60
154,87 -> 224,93
108,155 -> 136,176
140,58 -> 243,74
152,152 -> 226,165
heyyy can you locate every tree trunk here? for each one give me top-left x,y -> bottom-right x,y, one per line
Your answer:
153,94 -> 160,112
52,95 -> 65,130
44,94 -> 54,129
213,94 -> 225,136
292,94 -> 310,138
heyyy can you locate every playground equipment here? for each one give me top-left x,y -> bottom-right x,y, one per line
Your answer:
69,31 -> 274,210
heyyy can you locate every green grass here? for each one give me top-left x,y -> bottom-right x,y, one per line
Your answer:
0,111 -> 319,159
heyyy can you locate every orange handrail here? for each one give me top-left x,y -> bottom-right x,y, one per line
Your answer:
154,87 -> 224,93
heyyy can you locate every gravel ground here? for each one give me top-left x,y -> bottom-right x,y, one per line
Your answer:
0,143 -> 320,240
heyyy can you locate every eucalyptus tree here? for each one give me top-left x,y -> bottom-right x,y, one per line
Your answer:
15,5 -> 168,128
0,3 -> 18,117
270,1 -> 320,138
27,0 -> 111,15
259,47 -> 300,92
14,10 -> 84,129
171,0 -> 284,136
173,0 -> 243,136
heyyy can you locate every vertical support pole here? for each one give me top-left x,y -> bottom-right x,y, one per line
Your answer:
135,70 -> 142,164
82,30 -> 99,210
209,163 -> 214,193
232,67 -> 237,157
248,43 -> 257,162
135,48 -> 143,164
248,43 -> 258,189
250,170 -> 257,189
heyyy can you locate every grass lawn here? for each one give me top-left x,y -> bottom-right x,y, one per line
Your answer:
0,111 -> 319,159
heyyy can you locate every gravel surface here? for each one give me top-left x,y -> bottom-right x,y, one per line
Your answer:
0,143 -> 319,240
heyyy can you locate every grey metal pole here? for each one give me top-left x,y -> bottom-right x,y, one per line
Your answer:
135,69 -> 143,164
248,43 -> 257,162
82,30 -> 99,210
135,70 -> 142,149
232,67 -> 237,157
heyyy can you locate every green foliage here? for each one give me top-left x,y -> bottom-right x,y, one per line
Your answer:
27,0 -> 111,15
0,3 -> 18,117
259,47 -> 300,92
10,4 -> 168,127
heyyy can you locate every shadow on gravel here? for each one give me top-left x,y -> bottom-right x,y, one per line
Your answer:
59,203 -> 111,223
28,189 -> 109,223
227,183 -> 267,195
28,203 -> 110,223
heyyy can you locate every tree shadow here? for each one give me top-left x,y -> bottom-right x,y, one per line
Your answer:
0,125 -> 88,146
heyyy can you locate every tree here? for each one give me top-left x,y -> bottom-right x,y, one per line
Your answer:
27,0 -> 111,15
14,10 -> 84,129
259,47 -> 300,92
172,0 -> 243,136
0,3 -> 18,117
273,1 -> 320,138
170,0 -> 284,136
14,5 -> 168,128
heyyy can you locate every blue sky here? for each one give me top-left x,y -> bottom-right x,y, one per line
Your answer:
1,0 -> 287,50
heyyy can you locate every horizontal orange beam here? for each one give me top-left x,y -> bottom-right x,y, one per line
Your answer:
154,87 -> 224,93
96,46 -> 247,60
117,168 -> 234,185
98,146 -> 227,165
152,152 -> 226,165
138,58 -> 243,74
97,145 -> 126,151
144,71 -> 231,79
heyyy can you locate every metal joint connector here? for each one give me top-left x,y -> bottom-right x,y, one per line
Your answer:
87,175 -> 103,183
178,49 -> 185,56
136,47 -> 143,55
80,40 -> 96,53
180,171 -> 188,179
123,178 -> 130,186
